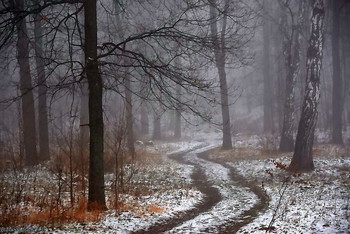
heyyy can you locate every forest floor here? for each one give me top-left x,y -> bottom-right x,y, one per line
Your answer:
0,132 -> 349,233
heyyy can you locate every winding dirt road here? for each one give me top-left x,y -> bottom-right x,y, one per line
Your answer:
133,144 -> 269,233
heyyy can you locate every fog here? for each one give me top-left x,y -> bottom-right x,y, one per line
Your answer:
0,0 -> 349,231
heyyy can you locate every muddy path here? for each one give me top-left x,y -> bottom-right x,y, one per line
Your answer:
199,151 -> 270,233
132,147 -> 221,234
133,144 -> 269,233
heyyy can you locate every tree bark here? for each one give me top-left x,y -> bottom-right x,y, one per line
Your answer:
80,81 -> 89,149
289,0 -> 325,172
34,10 -> 50,161
262,0 -> 273,134
209,0 -> 232,149
331,0 -> 343,144
77,7 -> 89,196
13,0 -> 38,167
85,0 -> 106,210
279,1 -> 305,152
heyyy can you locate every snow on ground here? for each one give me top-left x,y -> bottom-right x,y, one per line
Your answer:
228,156 -> 350,233
2,131 -> 348,233
48,189 -> 203,234
0,139 -> 206,234
167,141 -> 258,233
65,140 -> 207,233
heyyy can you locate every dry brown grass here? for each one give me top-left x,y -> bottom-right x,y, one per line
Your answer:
134,148 -> 164,165
0,197 -> 104,227
211,142 -> 349,164
146,204 -> 164,213
210,147 -> 286,162
313,144 -> 348,158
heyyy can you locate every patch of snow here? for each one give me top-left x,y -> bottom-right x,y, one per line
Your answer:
231,156 -> 350,234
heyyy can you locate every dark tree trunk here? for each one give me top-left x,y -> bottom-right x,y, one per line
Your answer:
152,113 -> 162,140
34,11 -> 50,161
209,0 -> 232,149
342,22 -> 350,128
80,81 -> 89,149
174,101 -> 181,139
279,1 -> 305,152
114,0 -> 135,156
85,0 -> 106,210
79,80 -> 89,196
289,0 -> 325,173
263,0 -> 273,133
140,103 -> 149,135
331,0 -> 343,144
125,78 -> 135,157
217,61 -> 232,149
78,10 -> 89,194
276,46 -> 285,133
13,0 -> 38,167
174,58 -> 182,139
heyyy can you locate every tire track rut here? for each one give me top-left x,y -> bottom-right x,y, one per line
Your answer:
133,144 -> 269,233
132,146 -> 221,234
199,151 -> 270,233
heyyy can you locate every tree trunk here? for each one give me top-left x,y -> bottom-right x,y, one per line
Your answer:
140,102 -> 149,135
13,0 -> 38,167
174,58 -> 182,139
152,113 -> 162,140
114,0 -> 135,156
279,1 -> 305,152
289,0 -> 325,173
85,0 -> 106,210
209,0 -> 232,149
125,77 -> 135,157
217,61 -> 232,149
263,0 -> 273,134
78,8 -> 89,196
342,24 -> 350,129
79,79 -> 89,196
174,98 -> 181,139
331,0 -> 343,144
80,81 -> 89,148
34,11 -> 50,161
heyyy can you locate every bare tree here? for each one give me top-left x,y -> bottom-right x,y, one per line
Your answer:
85,0 -> 106,210
209,0 -> 232,149
331,0 -> 344,144
11,0 -> 39,166
0,0 -> 256,208
140,101 -> 149,135
152,106 -> 162,140
33,1 -> 50,161
279,0 -> 305,152
174,56 -> 182,139
262,0 -> 274,134
113,0 -> 135,157
289,0 -> 325,172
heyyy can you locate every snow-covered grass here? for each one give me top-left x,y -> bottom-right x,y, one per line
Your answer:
223,151 -> 350,233
0,139 -> 206,233
1,131 -> 348,233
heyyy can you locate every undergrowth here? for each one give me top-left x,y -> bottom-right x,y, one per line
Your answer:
0,137 -> 184,228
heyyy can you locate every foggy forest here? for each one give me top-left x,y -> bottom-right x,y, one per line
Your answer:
0,0 -> 349,233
